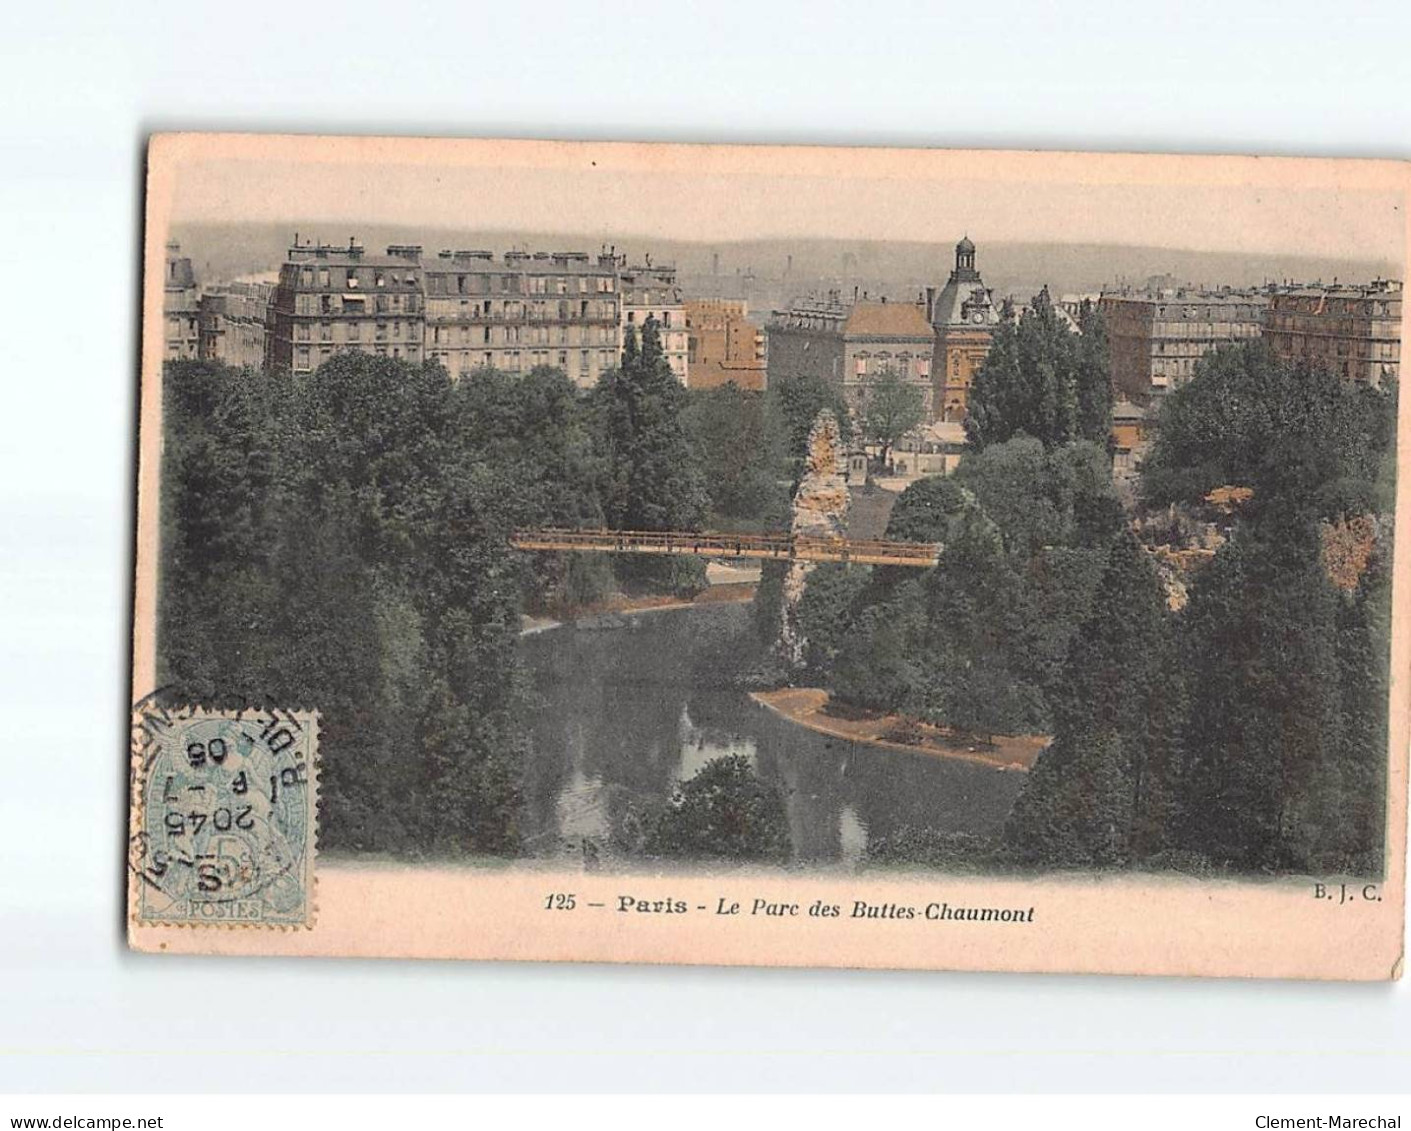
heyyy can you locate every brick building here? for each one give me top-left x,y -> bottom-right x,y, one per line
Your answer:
1264,279 -> 1401,384
1099,287 -> 1268,402
198,281 -> 274,369
619,262 -> 688,383
269,238 -> 425,373
685,299 -> 766,390
767,296 -> 936,419
163,241 -> 201,361
423,249 -> 621,387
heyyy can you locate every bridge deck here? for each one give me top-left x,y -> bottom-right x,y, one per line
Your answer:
511,528 -> 940,567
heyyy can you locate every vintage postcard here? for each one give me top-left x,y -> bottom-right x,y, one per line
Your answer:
129,134 -> 1408,978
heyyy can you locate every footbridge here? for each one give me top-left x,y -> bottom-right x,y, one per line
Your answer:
510,528 -> 941,568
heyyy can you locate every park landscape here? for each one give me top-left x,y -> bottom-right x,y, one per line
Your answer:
156,278 -> 1396,882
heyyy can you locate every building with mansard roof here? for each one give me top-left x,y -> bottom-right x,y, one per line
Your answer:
766,294 -> 936,419
1264,279 -> 1401,385
423,248 -> 621,387
269,237 -> 425,373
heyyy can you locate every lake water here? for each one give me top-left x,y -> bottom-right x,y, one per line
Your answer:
519,602 -> 1026,868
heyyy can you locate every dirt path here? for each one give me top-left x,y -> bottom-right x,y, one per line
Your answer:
750,687 -> 1046,772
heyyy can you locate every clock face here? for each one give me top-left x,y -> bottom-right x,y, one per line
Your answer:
972,311 -> 985,324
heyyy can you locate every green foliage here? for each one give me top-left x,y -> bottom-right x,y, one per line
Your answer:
794,563 -> 872,678
954,435 -> 1123,560
882,475 -> 975,544
644,755 -> 791,863
454,365 -> 608,614
1177,525 -> 1353,873
592,318 -> 709,593
916,506 -> 1047,738
965,288 -> 1113,451
830,578 -> 928,715
866,828 -> 996,872
1328,544 -> 1392,875
158,356 -> 529,857
826,436 -> 1120,738
767,368 -> 853,483
681,382 -> 790,529
1005,533 -> 1186,867
1133,344 -> 1397,875
860,368 -> 926,466
1141,342 -> 1395,520
751,560 -> 788,648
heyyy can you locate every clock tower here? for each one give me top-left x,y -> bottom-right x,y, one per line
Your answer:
929,236 -> 999,422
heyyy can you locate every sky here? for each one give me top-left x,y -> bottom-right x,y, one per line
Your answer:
160,137 -> 1407,265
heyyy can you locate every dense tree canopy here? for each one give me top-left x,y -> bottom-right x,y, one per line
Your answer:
767,368 -> 853,484
591,318 -> 709,593
159,308 -> 1396,880
1006,532 -> 1185,867
160,328 -> 724,857
645,755 -> 791,863
965,289 -> 1113,452
160,356 -> 527,856
825,436 -> 1120,738
681,381 -> 790,530
1141,341 -> 1395,520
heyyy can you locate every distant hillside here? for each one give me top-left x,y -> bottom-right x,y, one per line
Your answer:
169,221 -> 1400,307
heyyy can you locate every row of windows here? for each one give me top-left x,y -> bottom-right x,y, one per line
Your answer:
1272,336 -> 1400,359
426,273 -> 616,297
293,320 -> 421,343
624,308 -> 679,327
428,323 -> 619,347
1272,299 -> 1400,317
294,293 -> 420,316
423,298 -> 620,323
292,343 -> 423,371
851,354 -> 930,377
296,266 -> 419,290
427,348 -> 619,374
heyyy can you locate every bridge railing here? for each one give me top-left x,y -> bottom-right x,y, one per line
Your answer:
509,527 -> 941,567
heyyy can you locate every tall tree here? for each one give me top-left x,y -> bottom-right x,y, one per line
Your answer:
681,382 -> 790,528
965,288 -> 1112,452
1328,542 -> 1392,875
917,504 -> 1045,740
592,318 -> 709,592
1005,532 -> 1185,867
594,318 -> 708,532
767,368 -> 853,485
1177,521 -> 1343,872
860,367 -> 926,467
1075,300 -> 1114,448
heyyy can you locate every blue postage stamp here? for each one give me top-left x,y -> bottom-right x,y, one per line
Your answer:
129,701 -> 319,927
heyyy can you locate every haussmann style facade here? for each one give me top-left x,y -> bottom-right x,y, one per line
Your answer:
423,249 -> 622,388
1099,287 -> 1269,402
1264,279 -> 1402,384
269,239 -> 426,373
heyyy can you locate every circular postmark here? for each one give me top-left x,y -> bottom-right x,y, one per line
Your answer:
130,701 -> 317,927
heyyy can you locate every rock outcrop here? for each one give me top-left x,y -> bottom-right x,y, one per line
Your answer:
777,411 -> 850,669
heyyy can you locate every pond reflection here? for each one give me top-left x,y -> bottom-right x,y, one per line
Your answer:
520,604 -> 1024,868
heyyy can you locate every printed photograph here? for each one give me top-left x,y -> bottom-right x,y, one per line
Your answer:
131,136 -> 1407,974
